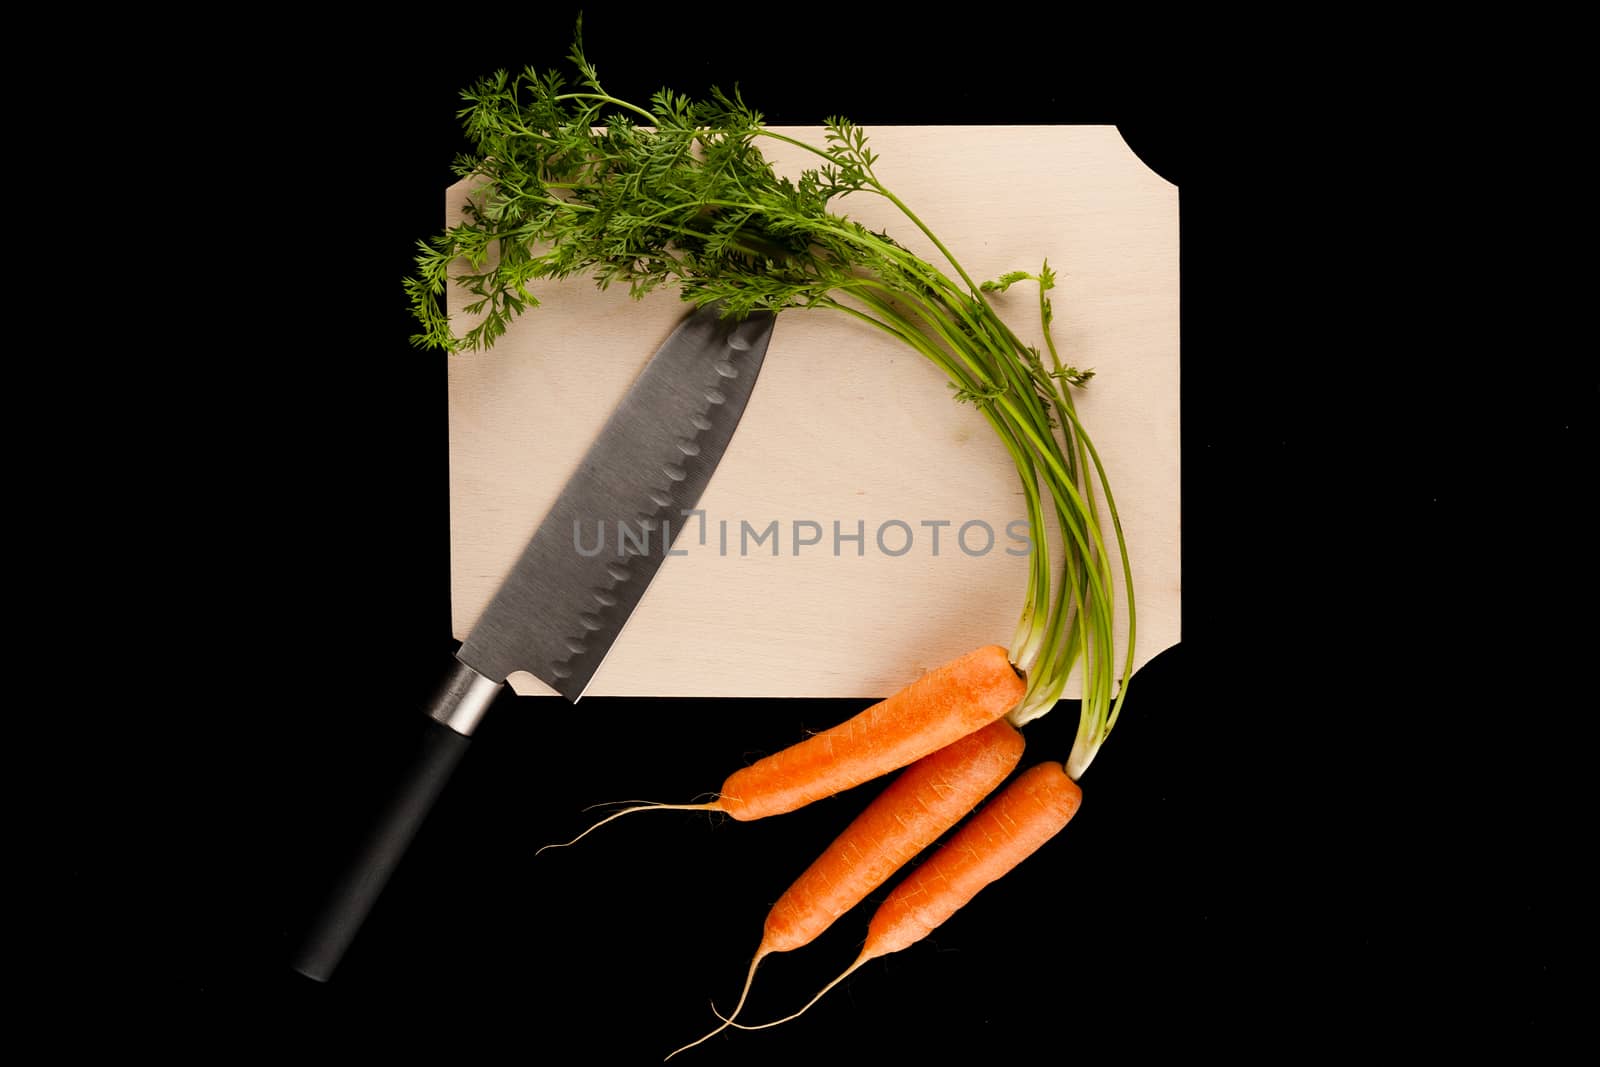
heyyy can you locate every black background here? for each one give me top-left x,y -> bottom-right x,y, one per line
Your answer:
148,10 -> 1585,1059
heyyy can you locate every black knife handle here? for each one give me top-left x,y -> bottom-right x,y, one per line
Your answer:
291,660 -> 501,982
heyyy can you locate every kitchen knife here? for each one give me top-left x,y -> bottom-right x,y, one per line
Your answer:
292,302 -> 776,981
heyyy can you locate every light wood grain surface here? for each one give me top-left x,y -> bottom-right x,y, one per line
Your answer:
446,125 -> 1179,698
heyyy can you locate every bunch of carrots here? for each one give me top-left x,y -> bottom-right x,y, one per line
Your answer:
410,26 -> 1136,1057
572,644 -> 1090,1057
540,644 -> 1086,1055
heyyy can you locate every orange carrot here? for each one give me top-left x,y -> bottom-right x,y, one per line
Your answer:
716,644 -> 1024,820
763,718 -> 1025,951
731,761 -> 1083,1032
666,719 -> 1026,1059
544,645 -> 1025,849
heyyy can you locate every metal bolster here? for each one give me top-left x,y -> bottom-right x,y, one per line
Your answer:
426,659 -> 503,737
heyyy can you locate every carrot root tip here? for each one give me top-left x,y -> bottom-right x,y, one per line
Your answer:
720,956 -> 868,1031
535,801 -> 721,855
663,949 -> 769,1060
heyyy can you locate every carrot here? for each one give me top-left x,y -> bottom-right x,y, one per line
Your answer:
543,645 -> 1025,849
729,760 -> 1083,1033
717,644 -> 1024,820
762,719 -> 1025,950
666,718 -> 1026,1059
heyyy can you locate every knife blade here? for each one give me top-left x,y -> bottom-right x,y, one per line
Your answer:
459,304 -> 775,700
292,302 -> 776,980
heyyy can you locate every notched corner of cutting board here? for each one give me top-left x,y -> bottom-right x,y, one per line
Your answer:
1107,125 -> 1182,191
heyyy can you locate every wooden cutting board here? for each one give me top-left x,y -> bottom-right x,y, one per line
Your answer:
445,126 -> 1178,698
